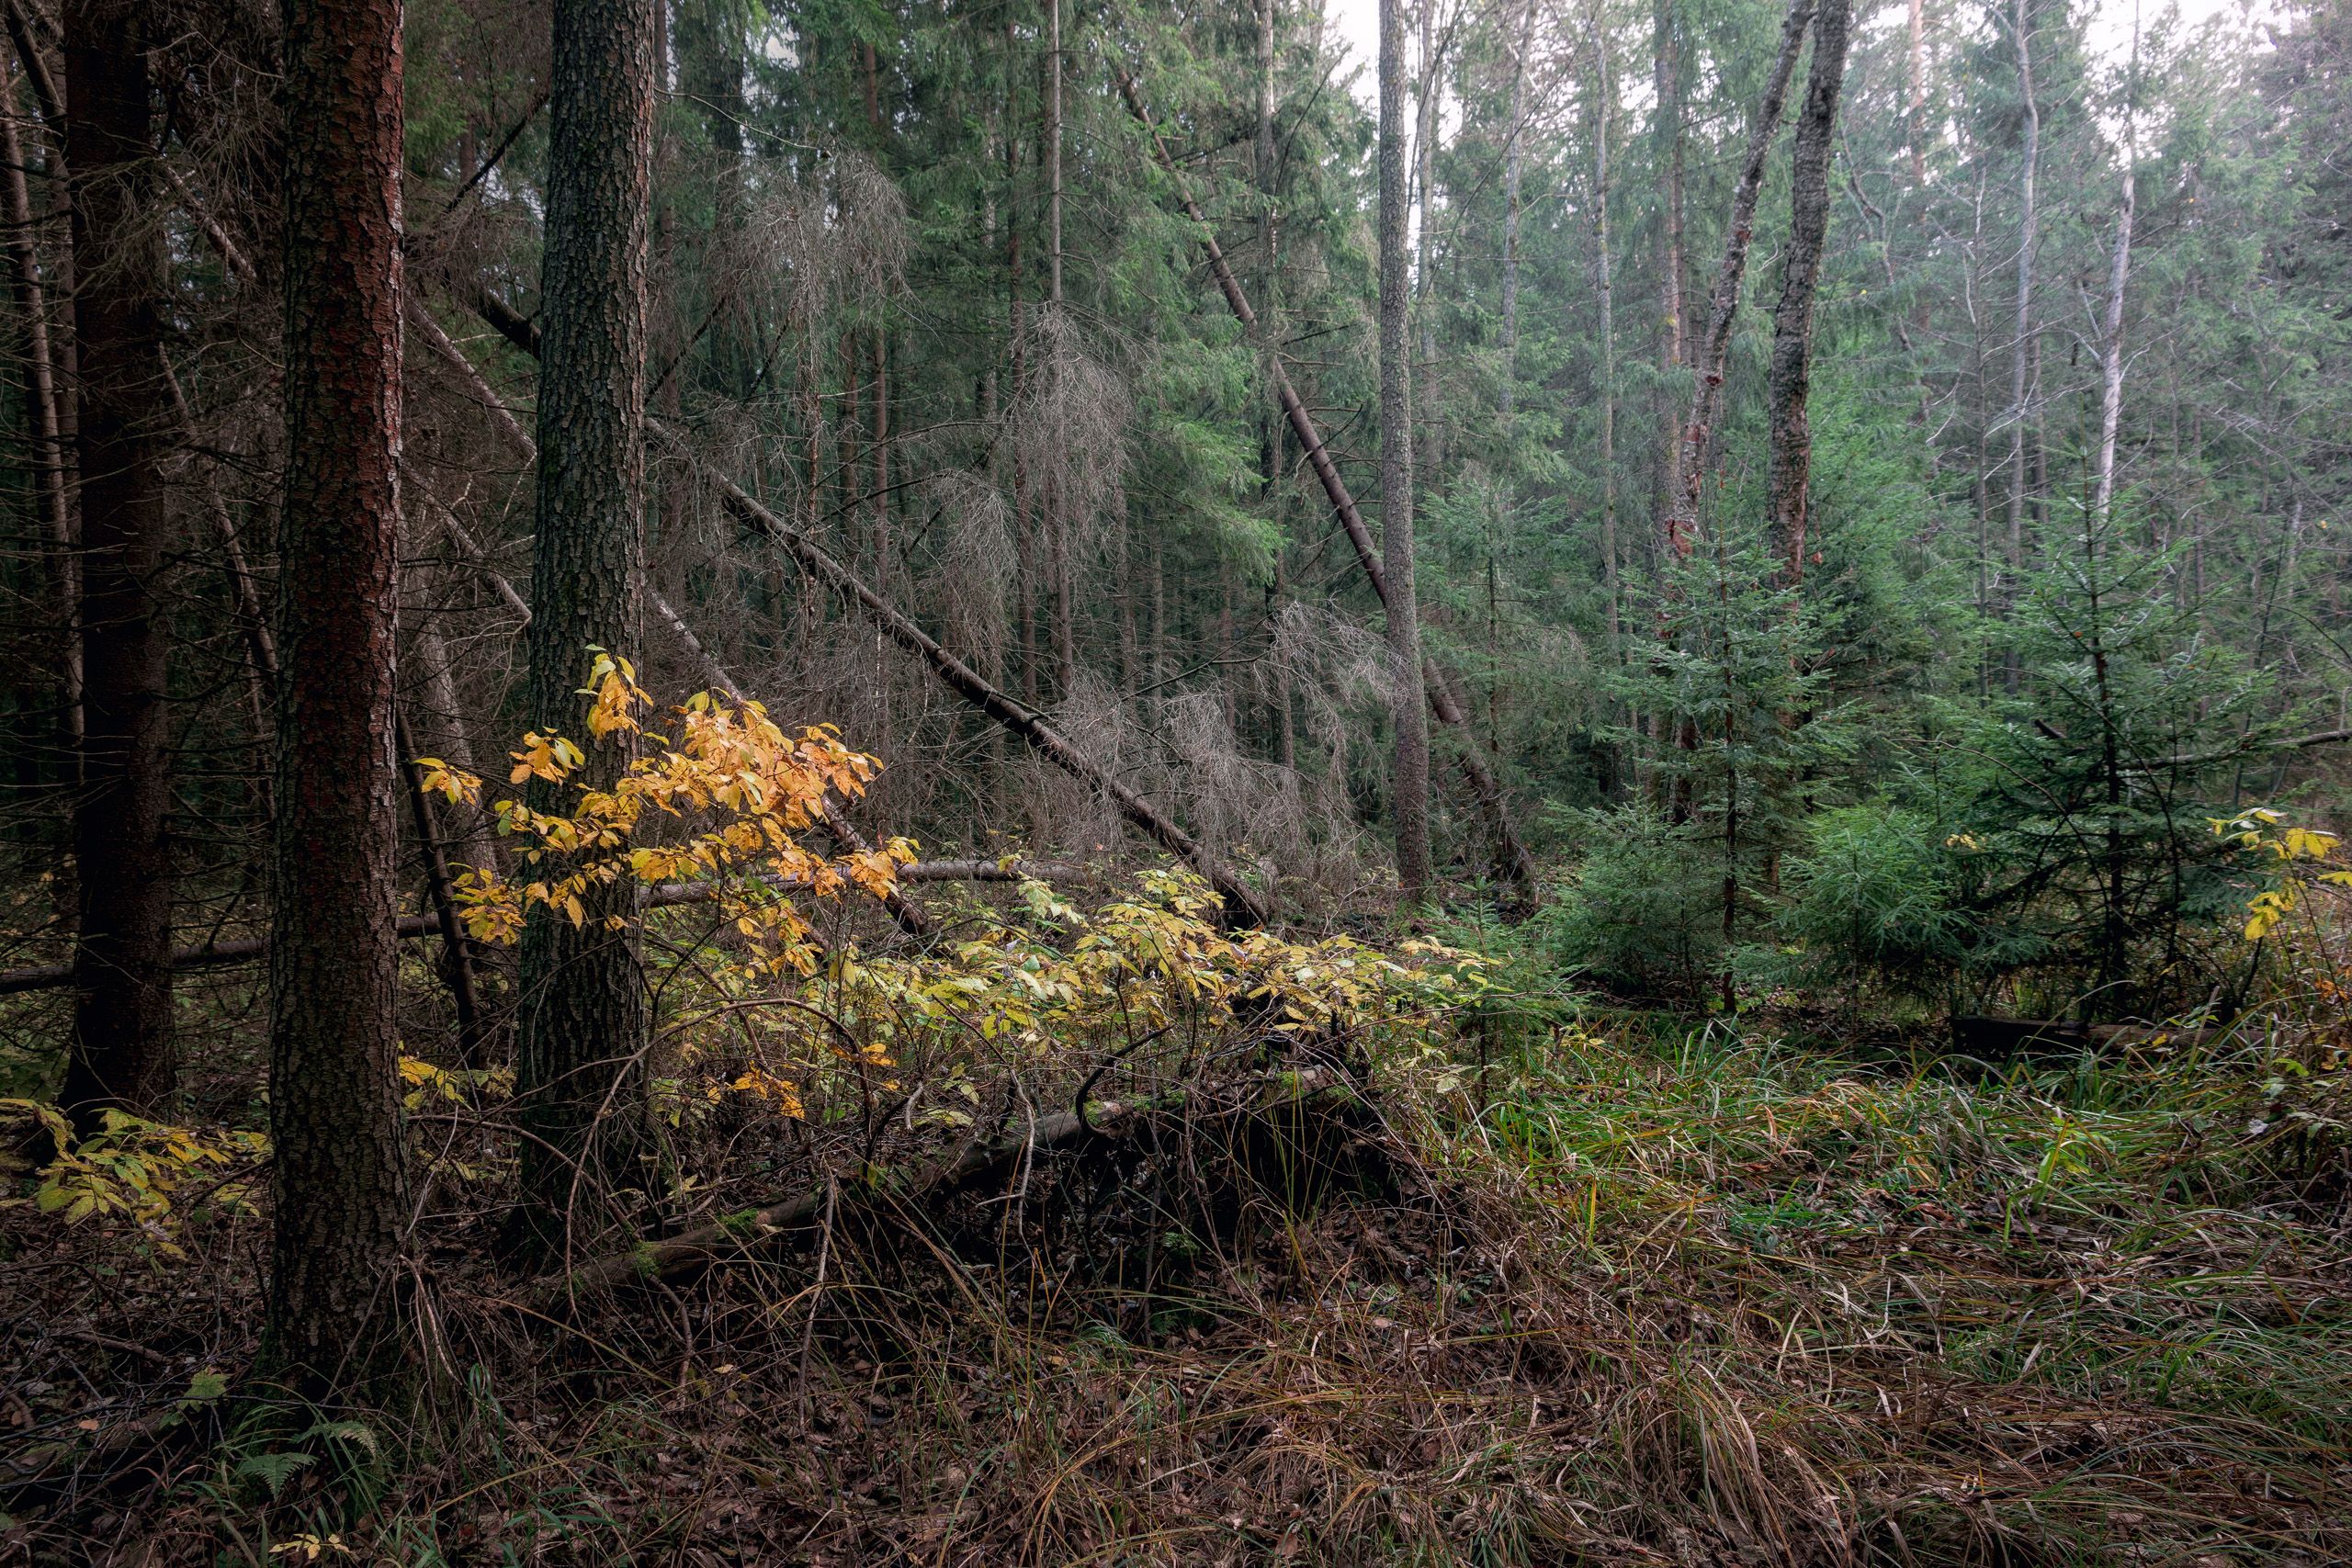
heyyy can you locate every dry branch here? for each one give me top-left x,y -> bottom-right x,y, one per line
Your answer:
458,283 -> 1273,928
1113,65 -> 1537,900
0,862 -> 1083,995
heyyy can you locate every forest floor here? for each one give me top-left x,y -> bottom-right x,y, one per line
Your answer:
6,1012 -> 2351,1566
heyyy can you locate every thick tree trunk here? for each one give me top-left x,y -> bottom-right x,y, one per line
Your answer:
514,0 -> 657,1250
1380,0 -> 1430,901
1765,0 -> 1852,587
1664,0 -> 1813,558
58,0 -> 174,1130
262,0 -> 413,1404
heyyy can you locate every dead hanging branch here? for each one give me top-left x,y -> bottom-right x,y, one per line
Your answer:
1113,65 -> 1537,901
458,283 -> 1273,930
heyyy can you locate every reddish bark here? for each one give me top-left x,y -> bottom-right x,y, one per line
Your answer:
263,0 -> 413,1400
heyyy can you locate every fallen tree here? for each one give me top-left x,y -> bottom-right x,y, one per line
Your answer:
1114,65 -> 1537,900
458,287 -> 1274,930
529,1070 -> 1373,1304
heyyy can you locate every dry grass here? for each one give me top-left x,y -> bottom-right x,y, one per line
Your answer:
6,982 -> 2349,1566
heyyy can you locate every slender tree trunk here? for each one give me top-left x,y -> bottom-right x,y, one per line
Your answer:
0,65 -> 75,757
2090,36 -> 2136,545
1651,0 -> 1686,552
1381,0 -> 1430,900
514,0 -> 657,1251
1046,0 -> 1074,695
1411,0 -> 1440,490
262,0 -> 413,1404
1589,8 -> 1621,665
1258,0 -> 1291,767
1765,0 -> 1852,587
2001,0 -> 2039,694
1115,65 -> 1537,896
58,0 -> 174,1130
1499,0 -> 1532,432
1907,0 -> 1928,185
1665,0 -> 1813,558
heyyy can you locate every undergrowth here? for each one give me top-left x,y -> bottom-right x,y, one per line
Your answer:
5,853 -> 2350,1565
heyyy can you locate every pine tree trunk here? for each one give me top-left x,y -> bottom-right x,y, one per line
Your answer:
1765,0 -> 1852,587
514,0 -> 657,1251
263,0 -> 413,1403
59,0 -> 174,1131
1380,0 -> 1430,901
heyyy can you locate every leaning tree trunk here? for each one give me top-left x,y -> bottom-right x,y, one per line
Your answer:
1379,0 -> 1430,902
1114,65 -> 1537,897
58,0 -> 173,1132
262,0 -> 414,1404
1764,0 -> 1852,587
514,0 -> 657,1254
1664,0 -> 1814,558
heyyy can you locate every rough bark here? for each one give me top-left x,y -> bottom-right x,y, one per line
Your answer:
1764,0 -> 1852,587
58,0 -> 174,1130
1380,0 -> 1430,902
261,0 -> 413,1404
1663,0 -> 1814,558
514,0 -> 658,1249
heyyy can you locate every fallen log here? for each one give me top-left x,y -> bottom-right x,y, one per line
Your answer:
461,285 -> 1273,931
1114,64 -> 1537,901
529,1072 -> 1367,1303
0,861 -> 1084,995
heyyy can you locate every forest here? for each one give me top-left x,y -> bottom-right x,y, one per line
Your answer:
0,0 -> 2348,1557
